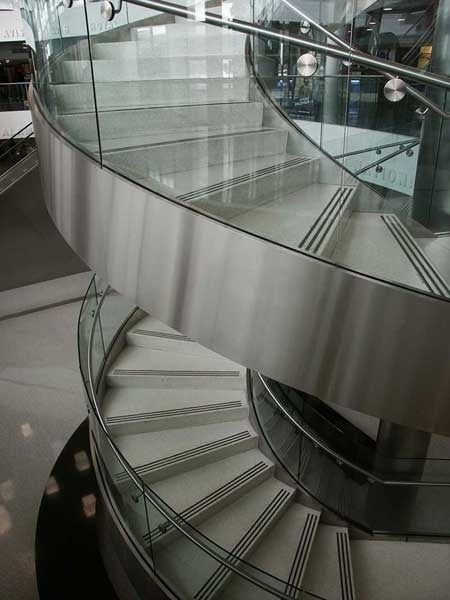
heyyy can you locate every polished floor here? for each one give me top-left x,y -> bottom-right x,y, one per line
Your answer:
35,419 -> 119,600
0,274 -> 92,599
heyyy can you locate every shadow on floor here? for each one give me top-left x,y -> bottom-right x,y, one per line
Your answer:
0,166 -> 87,292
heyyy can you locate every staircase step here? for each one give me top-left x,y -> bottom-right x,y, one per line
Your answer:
230,183 -> 354,255
157,478 -> 295,599
143,449 -> 274,546
222,503 -> 321,599
105,128 -> 288,178
185,157 -> 319,221
52,78 -> 250,113
302,525 -> 356,600
103,387 -> 248,434
107,345 -> 245,390
126,315 -> 219,356
61,55 -> 247,83
92,31 -> 245,59
333,212 -> 450,297
58,102 -> 263,145
114,420 -> 258,483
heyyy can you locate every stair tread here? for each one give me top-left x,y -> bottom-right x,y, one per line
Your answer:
109,345 -> 245,375
158,478 -> 294,599
162,153 -> 307,197
114,420 -> 257,472
302,524 -> 355,600
230,183 -> 347,248
85,124 -> 268,152
103,387 -> 247,422
333,212 -> 450,296
151,448 -> 273,516
222,502 -> 321,599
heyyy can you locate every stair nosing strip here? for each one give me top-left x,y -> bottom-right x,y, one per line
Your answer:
194,489 -> 291,600
311,187 -> 353,254
144,461 -> 269,542
385,215 -> 450,296
381,216 -> 438,295
115,430 -> 252,481
179,157 -> 310,202
131,329 -> 192,341
111,369 -> 241,377
298,188 -> 342,250
106,401 -> 244,423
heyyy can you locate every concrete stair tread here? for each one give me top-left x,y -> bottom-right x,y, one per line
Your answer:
230,183 -> 347,249
108,344 -> 244,375
164,153 -> 308,198
302,525 -> 355,600
61,54 -> 247,82
52,78 -> 250,112
158,478 -> 295,599
104,128 -> 288,178
144,450 -> 275,545
102,387 -> 248,434
113,420 -> 258,482
126,315 -> 221,357
333,212 -> 450,297
84,124 -> 267,152
351,539 -> 450,600
221,502 -> 321,599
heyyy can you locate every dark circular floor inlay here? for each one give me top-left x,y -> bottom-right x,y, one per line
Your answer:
35,418 -> 119,600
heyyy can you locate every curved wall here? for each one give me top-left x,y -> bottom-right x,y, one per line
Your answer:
32,95 -> 450,436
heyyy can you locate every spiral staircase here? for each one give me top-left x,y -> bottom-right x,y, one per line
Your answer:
25,0 -> 450,597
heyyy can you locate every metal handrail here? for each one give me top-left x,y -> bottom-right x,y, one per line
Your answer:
333,138 -> 419,159
121,0 -> 450,90
268,0 -> 450,119
0,121 -> 33,155
83,282 -> 326,600
257,373 -> 450,487
354,140 -> 419,175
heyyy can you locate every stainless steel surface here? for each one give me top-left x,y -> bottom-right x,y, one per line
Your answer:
354,141 -> 418,176
296,52 -> 318,77
33,96 -> 450,436
100,0 -> 115,21
123,0 -> 450,90
384,78 -> 407,103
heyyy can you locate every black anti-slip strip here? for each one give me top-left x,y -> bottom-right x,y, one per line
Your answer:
144,461 -> 268,542
195,489 -> 290,600
112,369 -> 240,377
311,187 -> 353,254
285,513 -> 319,596
179,157 -> 309,202
382,215 -> 450,297
116,431 -> 251,482
132,329 -> 191,341
382,216 -> 437,295
107,401 -> 243,423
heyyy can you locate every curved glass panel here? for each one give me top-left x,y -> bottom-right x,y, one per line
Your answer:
77,276 -> 327,599
26,0 -> 450,302
251,371 -> 450,537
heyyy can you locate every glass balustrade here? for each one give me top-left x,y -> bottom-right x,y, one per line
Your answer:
77,275 -> 328,599
24,0 -> 450,302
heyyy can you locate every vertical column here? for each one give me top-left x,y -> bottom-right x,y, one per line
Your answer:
412,0 -> 450,230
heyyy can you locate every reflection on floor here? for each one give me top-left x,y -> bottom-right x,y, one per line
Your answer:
0,273 -> 91,600
35,419 -> 119,600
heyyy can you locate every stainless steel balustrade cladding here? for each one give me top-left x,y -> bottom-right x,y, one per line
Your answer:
78,276 -> 326,599
30,0 -> 450,434
250,371 -> 450,537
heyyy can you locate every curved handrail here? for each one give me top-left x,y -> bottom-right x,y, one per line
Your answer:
257,373 -> 450,487
119,0 -> 450,90
261,0 -> 450,119
82,279 -> 326,600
